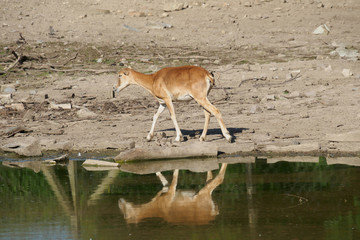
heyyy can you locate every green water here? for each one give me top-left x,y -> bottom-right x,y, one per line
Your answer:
0,157 -> 359,240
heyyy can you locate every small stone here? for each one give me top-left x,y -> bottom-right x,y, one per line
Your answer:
164,2 -> 188,12
312,24 -> 330,35
2,137 -> 42,157
288,91 -> 300,98
304,91 -> 317,98
342,69 -> 353,78
128,10 -> 146,17
324,65 -> 332,72
265,104 -> 276,110
0,93 -> 12,104
77,108 -> 97,119
50,102 -> 72,110
269,67 -> 278,71
244,2 -> 252,7
1,85 -> 16,93
6,103 -> 25,111
249,105 -> 262,114
263,95 -> 276,101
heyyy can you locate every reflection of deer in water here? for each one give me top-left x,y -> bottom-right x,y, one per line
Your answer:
119,163 -> 227,225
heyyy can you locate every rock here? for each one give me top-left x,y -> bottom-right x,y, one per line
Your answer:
269,67 -> 278,71
312,24 -> 330,35
265,103 -> 276,110
324,65 -> 332,72
264,142 -> 320,153
148,22 -> 173,29
342,69 -> 353,78
330,45 -> 359,60
120,158 -> 219,174
95,9 -> 111,15
286,91 -> 300,99
2,160 -> 42,173
77,108 -> 97,119
123,24 -> 140,32
128,10 -> 146,17
6,103 -> 25,111
326,130 -> 360,142
164,2 -> 188,12
0,93 -> 12,104
1,137 -> 42,156
22,109 -> 35,121
115,142 -> 218,162
243,2 -> 252,7
43,154 -> 69,164
262,94 -> 276,101
249,105 -> 262,114
82,159 -> 119,167
3,126 -> 32,138
304,90 -> 317,98
1,85 -> 16,93
49,102 -> 72,110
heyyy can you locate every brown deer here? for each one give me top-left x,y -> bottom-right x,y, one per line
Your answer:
113,66 -> 232,142
118,163 -> 228,225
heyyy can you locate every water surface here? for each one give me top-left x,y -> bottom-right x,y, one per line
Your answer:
0,157 -> 359,240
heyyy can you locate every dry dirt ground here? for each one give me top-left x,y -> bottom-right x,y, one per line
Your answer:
1,0 -> 359,159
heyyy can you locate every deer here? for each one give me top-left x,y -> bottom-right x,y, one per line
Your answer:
118,163 -> 228,225
113,66 -> 233,143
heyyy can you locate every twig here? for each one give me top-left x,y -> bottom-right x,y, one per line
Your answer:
238,76 -> 267,87
282,193 -> 309,209
18,33 -> 27,44
62,52 -> 78,66
4,53 -> 22,72
26,65 -> 116,74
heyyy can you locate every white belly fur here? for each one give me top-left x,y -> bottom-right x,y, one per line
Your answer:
176,93 -> 193,101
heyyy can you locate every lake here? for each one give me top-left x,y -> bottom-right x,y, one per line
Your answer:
0,156 -> 359,240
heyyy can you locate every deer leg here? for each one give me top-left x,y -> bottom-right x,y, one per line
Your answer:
147,103 -> 166,141
164,99 -> 183,142
198,163 -> 228,196
156,172 -> 169,187
206,170 -> 213,182
200,109 -> 211,141
168,169 -> 179,194
197,98 -> 232,143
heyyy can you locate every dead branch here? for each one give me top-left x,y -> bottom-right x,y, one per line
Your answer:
62,52 -> 78,66
4,52 -> 23,72
25,64 -> 116,74
238,76 -> 267,87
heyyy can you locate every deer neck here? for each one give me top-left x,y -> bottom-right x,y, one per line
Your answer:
132,70 -> 155,93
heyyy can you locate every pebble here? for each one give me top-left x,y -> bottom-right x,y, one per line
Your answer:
342,69 -> 353,78
1,85 -> 16,93
128,10 -> 146,17
265,104 -> 276,110
6,103 -> 25,111
312,24 -> 330,35
50,102 -> 72,110
77,108 -> 97,119
163,2 -> 188,12
249,105 -> 262,114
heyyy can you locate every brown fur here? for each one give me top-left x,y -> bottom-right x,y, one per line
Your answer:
118,163 -> 228,225
115,65 -> 232,142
